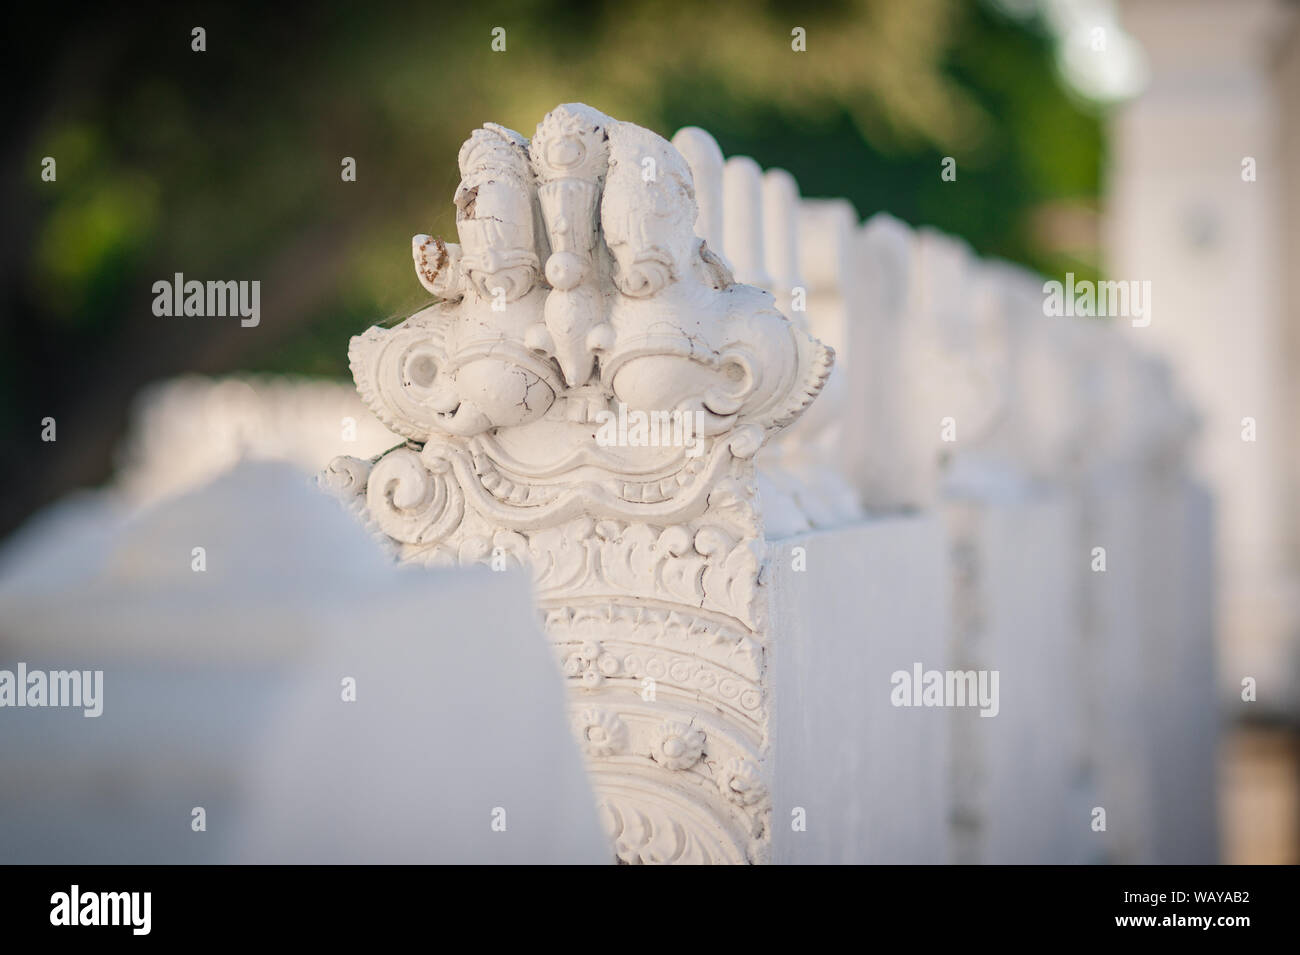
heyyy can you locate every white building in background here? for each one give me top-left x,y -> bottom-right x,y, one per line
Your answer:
1108,0 -> 1300,713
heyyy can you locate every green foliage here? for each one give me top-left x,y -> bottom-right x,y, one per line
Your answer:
6,0 -> 1103,402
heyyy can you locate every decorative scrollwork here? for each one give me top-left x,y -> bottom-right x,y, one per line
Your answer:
364,446 -> 464,546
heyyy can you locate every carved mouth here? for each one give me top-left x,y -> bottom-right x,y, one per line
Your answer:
469,432 -> 714,507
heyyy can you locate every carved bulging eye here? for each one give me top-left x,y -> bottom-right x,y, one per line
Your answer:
404,350 -> 440,389
455,359 -> 556,427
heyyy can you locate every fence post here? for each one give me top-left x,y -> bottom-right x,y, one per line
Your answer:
326,103 -> 833,864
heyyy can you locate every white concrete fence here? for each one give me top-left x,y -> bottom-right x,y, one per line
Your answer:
687,118 -> 1216,865
0,102 -> 1215,864
320,103 -> 1216,864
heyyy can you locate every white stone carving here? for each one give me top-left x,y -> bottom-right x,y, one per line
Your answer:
327,103 -> 833,864
311,100 -> 1215,866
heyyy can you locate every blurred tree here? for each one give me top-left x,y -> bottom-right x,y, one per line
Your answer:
0,0 -> 1101,538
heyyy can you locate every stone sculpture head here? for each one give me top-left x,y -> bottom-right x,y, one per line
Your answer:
345,103 -> 833,539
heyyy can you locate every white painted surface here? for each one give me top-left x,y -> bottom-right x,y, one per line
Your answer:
767,516 -> 949,864
0,463 -> 607,864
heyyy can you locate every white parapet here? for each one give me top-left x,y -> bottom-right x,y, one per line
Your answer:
766,516 -> 950,864
320,101 -> 1216,864
0,462 -> 608,863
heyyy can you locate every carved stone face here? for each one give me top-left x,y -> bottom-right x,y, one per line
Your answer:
349,104 -> 832,521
